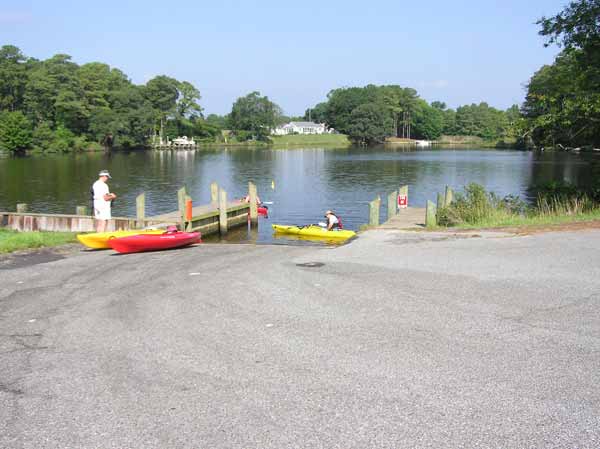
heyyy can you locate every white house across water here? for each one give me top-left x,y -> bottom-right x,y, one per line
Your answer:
272,121 -> 328,135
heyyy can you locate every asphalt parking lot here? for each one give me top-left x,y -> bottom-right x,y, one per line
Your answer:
1,229 -> 599,448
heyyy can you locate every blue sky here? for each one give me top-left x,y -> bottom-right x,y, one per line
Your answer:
1,0 -> 565,115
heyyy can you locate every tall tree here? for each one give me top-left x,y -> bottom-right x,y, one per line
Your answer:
524,0 -> 600,147
175,81 -> 203,119
144,75 -> 179,141
412,100 -> 444,140
303,102 -> 328,123
0,46 -> 202,151
0,45 -> 28,112
538,0 -> 600,78
346,102 -> 393,145
229,91 -> 282,139
325,86 -> 381,134
23,54 -> 82,128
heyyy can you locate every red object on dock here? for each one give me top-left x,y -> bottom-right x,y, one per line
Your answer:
108,231 -> 201,254
258,206 -> 268,216
398,194 -> 408,208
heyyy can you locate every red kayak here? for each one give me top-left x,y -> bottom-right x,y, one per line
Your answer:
108,231 -> 201,254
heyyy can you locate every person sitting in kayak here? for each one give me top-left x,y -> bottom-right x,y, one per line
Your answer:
165,225 -> 179,234
324,210 -> 342,231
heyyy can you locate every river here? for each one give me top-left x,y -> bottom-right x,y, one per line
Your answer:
1,147 -> 599,244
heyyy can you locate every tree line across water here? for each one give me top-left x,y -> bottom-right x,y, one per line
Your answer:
304,88 -> 520,145
0,47 -> 520,152
303,0 -> 600,148
0,45 -> 520,151
0,0 -> 597,152
0,48 -> 210,153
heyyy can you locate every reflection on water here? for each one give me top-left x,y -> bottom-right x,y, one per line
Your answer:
1,147 -> 599,244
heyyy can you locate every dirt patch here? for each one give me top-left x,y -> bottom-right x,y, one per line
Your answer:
455,220 -> 600,236
388,232 -> 483,245
0,244 -> 81,270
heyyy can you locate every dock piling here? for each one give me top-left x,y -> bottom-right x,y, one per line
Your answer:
136,193 -> 145,227
437,192 -> 444,212
219,189 -> 228,235
387,190 -> 398,220
444,186 -> 454,207
369,196 -> 381,226
210,182 -> 218,207
185,195 -> 193,231
177,187 -> 186,227
426,200 -> 437,227
248,181 -> 258,225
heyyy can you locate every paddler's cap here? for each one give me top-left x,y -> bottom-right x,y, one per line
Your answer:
325,210 -> 333,215
98,170 -> 111,178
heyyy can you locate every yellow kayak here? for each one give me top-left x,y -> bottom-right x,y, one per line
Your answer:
272,224 -> 356,240
77,229 -> 165,249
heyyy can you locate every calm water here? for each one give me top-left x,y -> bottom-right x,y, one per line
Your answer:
1,147 -> 599,244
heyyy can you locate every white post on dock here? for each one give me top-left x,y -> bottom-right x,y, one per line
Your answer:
16,203 -> 28,213
219,188 -> 228,235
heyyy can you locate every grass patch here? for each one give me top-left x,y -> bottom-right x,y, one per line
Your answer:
435,182 -> 600,230
453,210 -> 600,229
0,229 -> 77,254
270,134 -> 350,147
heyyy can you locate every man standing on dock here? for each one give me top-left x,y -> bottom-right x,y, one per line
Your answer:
92,170 -> 117,233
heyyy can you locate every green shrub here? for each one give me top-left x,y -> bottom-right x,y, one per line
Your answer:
71,136 -> 89,152
232,130 -> 252,142
438,183 -> 504,225
47,125 -> 75,152
0,111 -> 32,152
32,121 -> 55,151
86,141 -> 104,152
438,182 -> 600,228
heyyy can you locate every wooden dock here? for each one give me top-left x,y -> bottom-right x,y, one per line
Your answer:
0,210 -> 170,233
150,200 -> 250,236
1,181 -> 259,237
378,207 -> 426,229
366,184 -> 455,229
